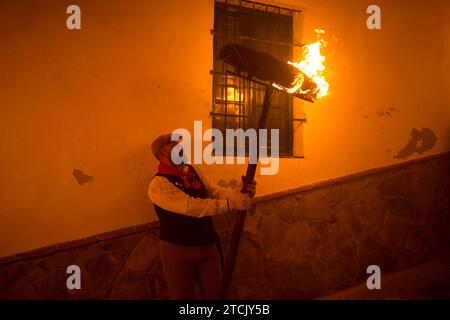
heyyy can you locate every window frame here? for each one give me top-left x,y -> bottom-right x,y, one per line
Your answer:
211,0 -> 306,158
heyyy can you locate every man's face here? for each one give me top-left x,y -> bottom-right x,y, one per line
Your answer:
158,141 -> 181,168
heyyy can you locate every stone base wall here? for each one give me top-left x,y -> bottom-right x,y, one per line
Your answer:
0,226 -> 166,299
1,153 -> 449,299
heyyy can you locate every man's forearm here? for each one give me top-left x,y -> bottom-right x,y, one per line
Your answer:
148,176 -> 229,218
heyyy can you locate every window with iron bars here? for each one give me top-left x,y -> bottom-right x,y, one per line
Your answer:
211,0 -> 303,157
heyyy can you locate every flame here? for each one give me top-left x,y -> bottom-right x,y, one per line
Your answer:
273,29 -> 329,100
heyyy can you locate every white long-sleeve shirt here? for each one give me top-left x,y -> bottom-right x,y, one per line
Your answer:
147,167 -> 235,219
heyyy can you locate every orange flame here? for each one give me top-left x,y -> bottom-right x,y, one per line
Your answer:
273,29 -> 329,100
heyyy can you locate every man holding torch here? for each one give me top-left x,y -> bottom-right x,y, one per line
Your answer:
148,133 -> 257,300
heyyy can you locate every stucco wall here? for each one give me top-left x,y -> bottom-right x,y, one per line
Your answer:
0,0 -> 449,257
444,0 -> 450,130
0,0 -> 214,257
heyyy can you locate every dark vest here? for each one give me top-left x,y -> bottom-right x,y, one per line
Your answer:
153,167 -> 220,247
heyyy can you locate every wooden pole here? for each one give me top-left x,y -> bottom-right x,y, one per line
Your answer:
217,85 -> 273,300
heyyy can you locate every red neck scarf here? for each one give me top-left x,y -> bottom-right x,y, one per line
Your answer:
158,162 -> 198,189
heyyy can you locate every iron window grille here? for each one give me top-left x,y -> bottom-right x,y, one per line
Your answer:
211,0 -> 304,157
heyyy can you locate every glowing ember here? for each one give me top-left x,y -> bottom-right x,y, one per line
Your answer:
273,29 -> 329,100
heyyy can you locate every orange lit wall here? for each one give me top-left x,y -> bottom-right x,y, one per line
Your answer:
0,0 -> 449,257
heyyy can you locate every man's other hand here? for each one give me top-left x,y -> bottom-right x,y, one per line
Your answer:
243,175 -> 257,198
227,190 -> 253,211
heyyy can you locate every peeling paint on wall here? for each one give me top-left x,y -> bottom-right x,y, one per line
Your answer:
73,169 -> 93,185
394,128 -> 438,160
376,110 -> 392,118
376,107 -> 399,118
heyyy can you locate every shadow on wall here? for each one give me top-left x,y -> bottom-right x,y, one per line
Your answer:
104,144 -> 158,223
